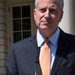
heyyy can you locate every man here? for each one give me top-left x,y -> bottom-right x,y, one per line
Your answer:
5,0 -> 75,75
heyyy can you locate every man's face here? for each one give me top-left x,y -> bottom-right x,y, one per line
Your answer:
34,0 -> 63,37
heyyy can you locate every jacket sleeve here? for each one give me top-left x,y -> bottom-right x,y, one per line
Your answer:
5,45 -> 18,75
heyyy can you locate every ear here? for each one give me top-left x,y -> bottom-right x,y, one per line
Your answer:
34,9 -> 37,21
59,10 -> 64,22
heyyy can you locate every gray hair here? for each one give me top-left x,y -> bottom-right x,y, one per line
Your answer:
35,0 -> 64,9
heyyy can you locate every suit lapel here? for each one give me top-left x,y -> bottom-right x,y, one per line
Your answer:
29,35 -> 42,75
34,47 -> 42,75
51,30 -> 68,75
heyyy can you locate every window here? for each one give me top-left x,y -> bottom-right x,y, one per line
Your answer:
12,5 -> 31,43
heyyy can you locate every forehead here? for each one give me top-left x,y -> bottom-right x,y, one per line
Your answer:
37,0 -> 60,8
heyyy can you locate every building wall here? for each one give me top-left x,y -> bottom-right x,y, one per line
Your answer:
0,0 -> 8,75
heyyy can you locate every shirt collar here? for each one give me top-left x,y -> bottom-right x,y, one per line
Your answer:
37,29 -> 45,47
37,27 -> 60,47
49,28 -> 60,46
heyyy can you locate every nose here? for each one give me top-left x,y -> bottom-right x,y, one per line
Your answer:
44,9 -> 50,19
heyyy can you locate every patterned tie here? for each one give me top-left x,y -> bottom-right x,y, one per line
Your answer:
40,39 -> 50,75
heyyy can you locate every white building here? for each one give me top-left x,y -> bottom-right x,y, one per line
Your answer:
0,0 -> 75,75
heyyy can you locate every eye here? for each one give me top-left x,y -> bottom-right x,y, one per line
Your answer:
40,8 -> 46,13
49,8 -> 57,14
50,9 -> 56,12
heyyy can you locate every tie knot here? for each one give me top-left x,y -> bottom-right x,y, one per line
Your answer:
45,38 -> 50,45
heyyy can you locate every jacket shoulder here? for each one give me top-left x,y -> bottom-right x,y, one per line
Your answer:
11,34 -> 36,48
64,33 -> 75,42
60,29 -> 75,42
62,32 -> 75,49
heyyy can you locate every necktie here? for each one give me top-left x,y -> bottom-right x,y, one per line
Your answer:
40,39 -> 50,75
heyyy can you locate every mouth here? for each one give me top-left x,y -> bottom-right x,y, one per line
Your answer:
41,21 -> 49,25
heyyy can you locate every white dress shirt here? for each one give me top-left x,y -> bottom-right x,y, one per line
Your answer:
36,27 -> 60,70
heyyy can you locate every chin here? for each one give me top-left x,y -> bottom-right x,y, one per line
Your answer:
39,28 -> 50,34
40,25 -> 49,29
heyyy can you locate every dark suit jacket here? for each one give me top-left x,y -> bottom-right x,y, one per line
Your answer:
5,29 -> 75,75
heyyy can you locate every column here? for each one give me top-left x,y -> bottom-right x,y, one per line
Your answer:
59,0 -> 73,34
71,0 -> 75,34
